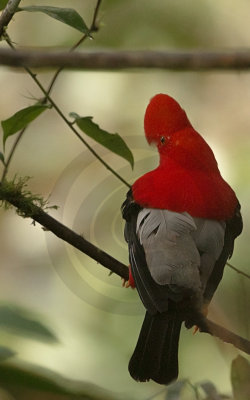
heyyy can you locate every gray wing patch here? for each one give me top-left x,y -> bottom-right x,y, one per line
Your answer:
192,218 -> 226,289
136,209 -> 201,291
136,209 -> 226,294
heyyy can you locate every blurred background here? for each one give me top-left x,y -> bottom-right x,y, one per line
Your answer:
0,0 -> 250,398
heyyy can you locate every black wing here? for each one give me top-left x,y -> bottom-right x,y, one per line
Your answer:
203,202 -> 243,304
122,189 -> 179,314
122,189 -> 182,384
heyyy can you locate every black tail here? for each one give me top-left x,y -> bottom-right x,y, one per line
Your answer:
129,310 -> 182,385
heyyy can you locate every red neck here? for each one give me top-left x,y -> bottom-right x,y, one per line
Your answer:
132,128 -> 237,220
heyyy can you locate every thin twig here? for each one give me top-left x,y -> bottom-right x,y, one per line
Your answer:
89,0 -> 102,32
4,35 -> 130,188
0,0 -> 21,37
2,49 -> 250,70
27,67 -> 130,188
227,262 -> 250,280
1,1 -> 103,181
45,0 -> 102,98
1,128 -> 25,181
32,70 -> 130,187
43,67 -> 63,101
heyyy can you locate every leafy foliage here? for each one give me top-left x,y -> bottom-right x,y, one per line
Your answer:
0,361 -> 124,399
71,113 -> 134,169
18,5 -> 89,34
0,305 -> 58,343
1,104 -> 49,147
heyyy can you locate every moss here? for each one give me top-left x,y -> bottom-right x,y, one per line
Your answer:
0,176 -> 58,218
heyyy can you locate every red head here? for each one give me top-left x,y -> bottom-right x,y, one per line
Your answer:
144,94 -> 192,148
133,93 -> 238,220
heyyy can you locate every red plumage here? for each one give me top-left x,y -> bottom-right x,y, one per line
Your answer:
132,94 -> 237,220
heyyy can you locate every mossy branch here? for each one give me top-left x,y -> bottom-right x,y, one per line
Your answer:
0,177 -> 57,217
0,178 -> 129,279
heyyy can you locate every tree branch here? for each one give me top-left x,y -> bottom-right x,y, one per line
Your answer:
198,317 -> 250,354
227,261 -> 250,280
0,0 -> 21,37
1,49 -> 250,70
0,181 -> 250,356
0,182 -> 129,280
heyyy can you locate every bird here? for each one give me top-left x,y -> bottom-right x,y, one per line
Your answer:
121,93 -> 243,385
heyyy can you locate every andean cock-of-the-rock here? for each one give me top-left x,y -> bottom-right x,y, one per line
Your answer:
122,93 -> 243,385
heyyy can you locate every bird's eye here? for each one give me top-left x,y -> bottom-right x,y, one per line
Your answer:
160,136 -> 166,144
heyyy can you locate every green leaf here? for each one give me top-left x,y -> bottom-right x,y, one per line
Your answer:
71,113 -> 134,169
0,363 -> 71,396
18,6 -> 89,34
0,0 -> 8,11
0,305 -> 58,343
1,104 -> 49,147
0,362 -> 123,399
231,355 -> 250,400
0,346 -> 16,362
0,152 -> 5,165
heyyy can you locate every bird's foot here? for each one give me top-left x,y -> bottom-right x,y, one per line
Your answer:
122,265 -> 135,289
193,304 -> 209,334
122,278 -> 132,288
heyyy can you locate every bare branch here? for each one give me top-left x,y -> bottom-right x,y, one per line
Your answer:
1,49 -> 250,70
0,0 -> 21,37
227,261 -> 250,280
198,315 -> 250,354
0,182 -> 129,280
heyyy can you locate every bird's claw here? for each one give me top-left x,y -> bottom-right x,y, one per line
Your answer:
121,265 -> 136,289
192,304 -> 209,334
122,278 -> 133,288
193,325 -> 199,335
